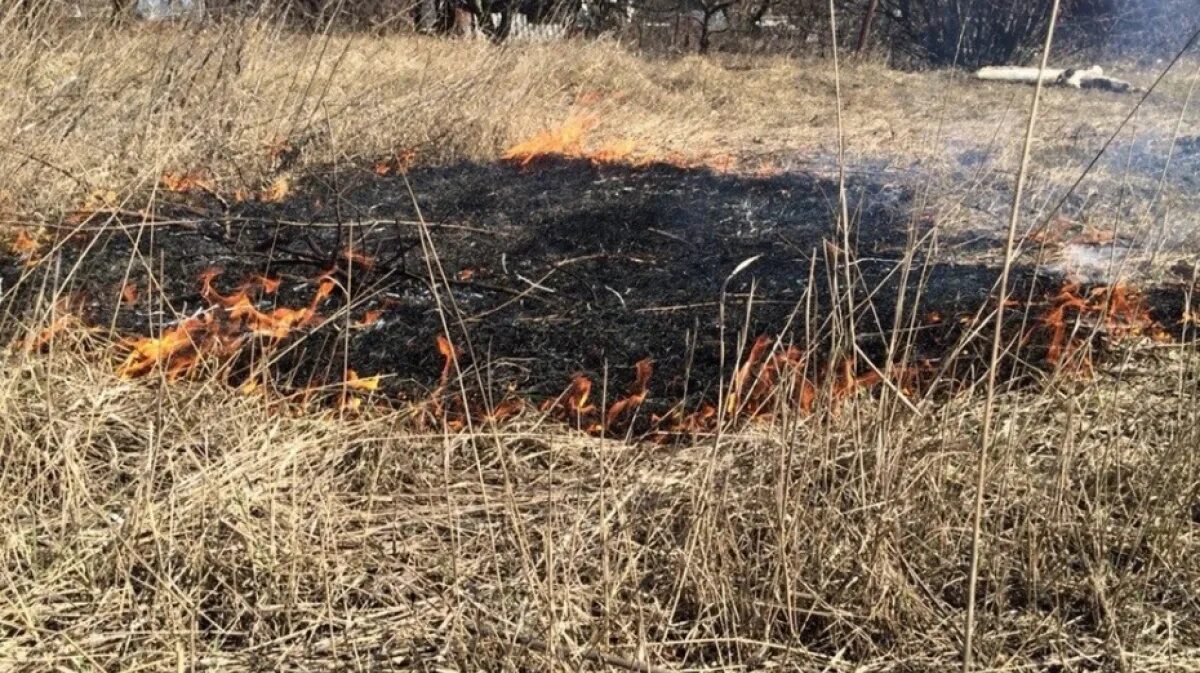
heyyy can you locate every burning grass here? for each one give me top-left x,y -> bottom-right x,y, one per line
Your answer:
500,110 -> 745,172
15,242 -> 1180,444
3,14 -> 1200,673
114,268 -> 332,380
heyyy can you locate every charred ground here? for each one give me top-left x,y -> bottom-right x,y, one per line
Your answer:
4,153 -> 1192,418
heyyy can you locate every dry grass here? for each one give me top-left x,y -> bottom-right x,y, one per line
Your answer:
3,342 -> 1198,670
2,14 -> 1200,673
4,18 -> 1196,217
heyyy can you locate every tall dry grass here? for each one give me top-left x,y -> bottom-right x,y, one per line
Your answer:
1,11 -> 1199,673
3,341 -> 1198,670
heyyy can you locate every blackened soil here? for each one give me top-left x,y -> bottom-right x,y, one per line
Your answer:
2,158 -> 1190,406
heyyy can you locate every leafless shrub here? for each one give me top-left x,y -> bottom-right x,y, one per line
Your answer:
876,0 -> 1061,68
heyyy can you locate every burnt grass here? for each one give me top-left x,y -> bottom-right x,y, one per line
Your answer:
3,157 -> 1192,412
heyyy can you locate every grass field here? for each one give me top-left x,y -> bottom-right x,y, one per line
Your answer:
2,16 -> 1200,672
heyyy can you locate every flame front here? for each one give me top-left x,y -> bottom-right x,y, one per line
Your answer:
502,115 -> 598,167
501,114 -> 739,173
117,270 -> 333,380
84,253 -> 1169,438
605,358 -> 653,428
1034,282 -> 1157,371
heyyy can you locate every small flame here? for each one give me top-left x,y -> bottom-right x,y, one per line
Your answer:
435,335 -> 458,382
540,373 -> 596,419
253,275 -> 281,294
501,108 -> 750,173
260,177 -> 290,203
590,139 -> 638,165
29,310 -> 81,351
9,228 -> 39,259
117,318 -> 204,379
565,374 -> 593,413
344,370 -> 381,392
160,170 -> 214,194
488,398 -> 526,423
374,148 -> 417,176
341,247 -> 375,270
120,282 -> 139,306
354,309 -> 383,328
199,268 -> 234,306
1033,282 -> 1158,372
8,229 -> 43,267
315,275 -> 336,301
727,335 -> 773,415
605,358 -> 652,428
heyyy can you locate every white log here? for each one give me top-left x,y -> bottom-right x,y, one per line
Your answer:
976,65 -> 1073,84
975,65 -> 1135,93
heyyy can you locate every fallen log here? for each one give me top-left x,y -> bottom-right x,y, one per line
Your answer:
975,65 -> 1136,93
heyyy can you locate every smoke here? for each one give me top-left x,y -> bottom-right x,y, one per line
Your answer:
1064,0 -> 1197,59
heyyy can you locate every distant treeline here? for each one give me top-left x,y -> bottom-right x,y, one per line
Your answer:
12,0 -> 1198,66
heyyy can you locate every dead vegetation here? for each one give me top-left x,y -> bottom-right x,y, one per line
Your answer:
3,340 -> 1199,671
2,14 -> 1200,673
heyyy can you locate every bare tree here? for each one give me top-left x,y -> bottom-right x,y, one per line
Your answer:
855,0 -> 877,52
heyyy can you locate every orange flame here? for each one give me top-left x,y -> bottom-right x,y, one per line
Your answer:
488,398 -> 526,423
161,170 -> 214,194
501,110 -> 753,173
727,335 -> 773,415
590,139 -> 638,166
260,177 -> 290,203
605,358 -> 652,428
341,247 -> 375,270
252,275 -> 281,294
9,228 -> 39,261
354,309 -> 383,328
27,301 -> 86,351
565,374 -> 594,413
1032,282 -> 1159,373
117,317 -> 204,379
541,374 -> 596,420
117,267 -> 333,380
374,148 -> 417,176
502,115 -> 598,167
120,282 -> 139,306
436,334 -> 456,372
427,334 -> 461,421
344,370 -> 381,392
